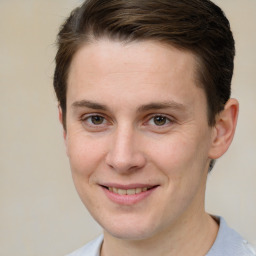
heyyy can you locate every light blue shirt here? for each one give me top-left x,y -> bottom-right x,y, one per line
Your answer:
67,217 -> 256,256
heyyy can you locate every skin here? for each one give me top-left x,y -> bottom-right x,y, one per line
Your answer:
60,39 -> 239,256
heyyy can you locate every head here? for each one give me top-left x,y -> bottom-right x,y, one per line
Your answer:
53,0 -> 238,243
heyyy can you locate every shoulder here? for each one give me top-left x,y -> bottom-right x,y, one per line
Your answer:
207,216 -> 256,256
66,235 -> 103,256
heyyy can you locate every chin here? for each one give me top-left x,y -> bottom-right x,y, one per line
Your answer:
106,227 -> 155,241
100,215 -> 160,241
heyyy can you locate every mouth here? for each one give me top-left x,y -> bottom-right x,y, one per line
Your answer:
105,187 -> 153,195
100,184 -> 159,205
101,185 -> 158,195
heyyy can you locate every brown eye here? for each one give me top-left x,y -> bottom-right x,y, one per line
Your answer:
90,115 -> 105,125
153,116 -> 167,126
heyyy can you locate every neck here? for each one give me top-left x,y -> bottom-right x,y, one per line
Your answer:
101,212 -> 219,256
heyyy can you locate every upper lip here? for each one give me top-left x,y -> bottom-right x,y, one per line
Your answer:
100,183 -> 158,190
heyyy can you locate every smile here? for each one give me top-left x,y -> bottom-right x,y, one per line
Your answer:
101,185 -> 158,205
107,187 -> 149,195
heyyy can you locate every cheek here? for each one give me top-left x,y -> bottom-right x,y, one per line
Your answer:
148,132 -> 210,176
66,134 -> 105,178
66,135 -> 106,205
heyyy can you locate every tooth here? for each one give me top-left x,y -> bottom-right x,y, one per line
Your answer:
127,189 -> 136,195
117,189 -> 127,195
110,187 -> 149,195
135,188 -> 142,194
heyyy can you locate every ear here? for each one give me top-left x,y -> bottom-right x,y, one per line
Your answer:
58,105 -> 67,144
208,98 -> 239,159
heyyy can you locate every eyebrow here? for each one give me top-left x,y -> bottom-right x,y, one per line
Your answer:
71,100 -> 186,112
137,101 -> 186,112
72,100 -> 109,111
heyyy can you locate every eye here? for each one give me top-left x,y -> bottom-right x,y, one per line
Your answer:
81,114 -> 108,128
152,116 -> 168,126
89,115 -> 105,125
148,115 -> 171,126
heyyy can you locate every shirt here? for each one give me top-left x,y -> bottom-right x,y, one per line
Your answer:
66,217 -> 256,256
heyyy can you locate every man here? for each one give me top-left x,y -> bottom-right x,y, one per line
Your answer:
54,0 -> 255,255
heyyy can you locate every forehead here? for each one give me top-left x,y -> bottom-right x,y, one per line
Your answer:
67,39 -> 205,112
68,39 -> 197,82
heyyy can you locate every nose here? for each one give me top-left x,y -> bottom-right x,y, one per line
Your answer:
105,126 -> 146,173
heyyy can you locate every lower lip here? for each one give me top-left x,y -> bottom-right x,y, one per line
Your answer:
102,187 -> 158,205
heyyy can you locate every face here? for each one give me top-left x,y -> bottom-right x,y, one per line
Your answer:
63,39 -> 216,241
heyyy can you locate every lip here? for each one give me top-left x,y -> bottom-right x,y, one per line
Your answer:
100,183 -> 159,205
101,183 -> 156,190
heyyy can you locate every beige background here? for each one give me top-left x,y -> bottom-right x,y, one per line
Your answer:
0,0 -> 255,255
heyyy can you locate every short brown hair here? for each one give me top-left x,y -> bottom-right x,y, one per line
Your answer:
54,0 -> 235,129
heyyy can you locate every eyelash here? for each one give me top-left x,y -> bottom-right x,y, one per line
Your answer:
80,114 -> 109,128
145,114 -> 173,128
80,113 -> 174,130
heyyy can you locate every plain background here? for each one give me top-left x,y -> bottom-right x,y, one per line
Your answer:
0,0 -> 255,255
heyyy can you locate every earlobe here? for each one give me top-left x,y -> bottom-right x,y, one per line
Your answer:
208,98 -> 239,159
